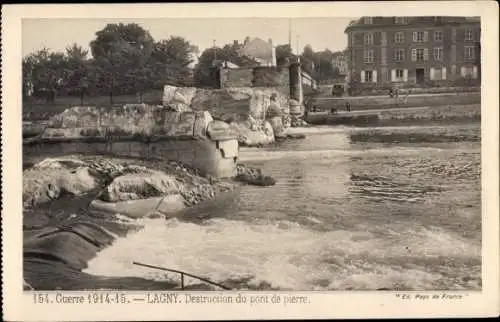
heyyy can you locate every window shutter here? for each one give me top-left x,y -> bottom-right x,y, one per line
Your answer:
423,48 -> 429,61
472,66 -> 478,79
411,49 -> 417,61
403,69 -> 408,82
413,32 -> 417,42
391,69 -> 396,82
423,31 -> 429,42
430,68 -> 435,80
360,71 -> 365,83
460,66 -> 466,77
442,67 -> 447,80
372,70 -> 377,83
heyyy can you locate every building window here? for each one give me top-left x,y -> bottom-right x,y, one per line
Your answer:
416,31 -> 424,42
434,30 -> 443,41
412,48 -> 428,62
364,70 -> 373,82
465,28 -> 473,41
394,32 -> 404,43
394,17 -> 407,24
364,33 -> 374,45
432,68 -> 445,80
364,17 -> 373,24
364,49 -> 374,63
413,31 -> 428,42
393,48 -> 405,61
461,66 -> 477,79
391,68 -> 406,82
465,46 -> 475,60
434,47 -> 443,60
416,49 -> 425,61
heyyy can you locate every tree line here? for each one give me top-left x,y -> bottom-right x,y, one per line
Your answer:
23,23 -> 344,105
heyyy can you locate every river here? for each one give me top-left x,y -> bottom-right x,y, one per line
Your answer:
85,123 -> 481,291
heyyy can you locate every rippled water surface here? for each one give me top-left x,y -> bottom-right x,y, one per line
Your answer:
85,123 -> 481,291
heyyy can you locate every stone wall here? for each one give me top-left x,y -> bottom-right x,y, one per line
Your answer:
220,68 -> 254,88
252,67 -> 290,96
24,138 -> 237,178
25,105 -> 239,178
219,66 -> 291,96
191,87 -> 289,123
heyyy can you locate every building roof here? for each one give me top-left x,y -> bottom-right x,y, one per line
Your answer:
212,60 -> 240,69
237,37 -> 274,62
344,16 -> 480,33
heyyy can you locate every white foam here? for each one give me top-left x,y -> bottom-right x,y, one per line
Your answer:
84,218 -> 480,290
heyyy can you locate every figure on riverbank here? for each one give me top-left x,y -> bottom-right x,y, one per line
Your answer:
389,87 -> 395,98
266,94 -> 286,138
266,94 -> 281,119
402,89 -> 412,104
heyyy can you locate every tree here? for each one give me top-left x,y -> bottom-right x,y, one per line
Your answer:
22,55 -> 37,99
149,36 -> 196,88
315,49 -> 336,82
275,44 -> 293,67
302,44 -> 315,61
90,23 -> 154,104
64,43 -> 92,105
300,44 -> 316,75
299,45 -> 342,83
23,48 -> 67,103
193,47 -> 222,88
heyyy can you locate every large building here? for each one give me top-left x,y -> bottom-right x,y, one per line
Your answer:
344,16 -> 481,92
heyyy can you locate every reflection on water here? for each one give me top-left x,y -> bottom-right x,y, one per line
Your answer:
85,124 -> 481,291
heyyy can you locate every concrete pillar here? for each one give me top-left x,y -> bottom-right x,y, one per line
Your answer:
289,63 -> 301,102
298,66 -> 304,106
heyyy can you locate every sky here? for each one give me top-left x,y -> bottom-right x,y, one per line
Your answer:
22,17 -> 354,60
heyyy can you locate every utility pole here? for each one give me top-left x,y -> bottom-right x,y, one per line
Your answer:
288,18 -> 292,51
296,35 -> 300,56
213,40 -> 217,61
318,58 -> 321,78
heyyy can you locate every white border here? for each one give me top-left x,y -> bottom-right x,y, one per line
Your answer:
2,2 -> 499,320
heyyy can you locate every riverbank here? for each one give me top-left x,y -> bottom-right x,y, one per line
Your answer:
302,104 -> 480,127
309,91 -> 480,111
23,154 -> 269,290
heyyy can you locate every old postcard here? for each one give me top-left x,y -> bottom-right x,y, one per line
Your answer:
2,1 -> 499,320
